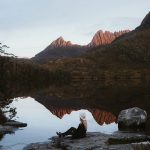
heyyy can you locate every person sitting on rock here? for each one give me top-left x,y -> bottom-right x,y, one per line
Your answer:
56,112 -> 87,139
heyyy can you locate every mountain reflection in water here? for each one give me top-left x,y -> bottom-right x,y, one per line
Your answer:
0,97 -> 117,150
50,108 -> 117,125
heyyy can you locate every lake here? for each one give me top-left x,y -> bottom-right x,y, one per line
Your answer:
0,97 -> 117,150
0,80 -> 150,150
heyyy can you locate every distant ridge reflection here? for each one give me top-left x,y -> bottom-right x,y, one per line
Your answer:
35,107 -> 117,125
49,107 -> 117,125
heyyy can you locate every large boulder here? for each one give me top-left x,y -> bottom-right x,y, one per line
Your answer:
118,107 -> 147,130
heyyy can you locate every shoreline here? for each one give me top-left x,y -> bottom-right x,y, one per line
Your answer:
23,132 -> 150,150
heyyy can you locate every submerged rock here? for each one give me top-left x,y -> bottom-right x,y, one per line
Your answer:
0,125 -> 15,134
118,107 -> 147,130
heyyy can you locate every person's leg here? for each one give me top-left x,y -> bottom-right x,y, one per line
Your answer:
62,127 -> 76,136
58,127 -> 76,137
56,127 -> 76,137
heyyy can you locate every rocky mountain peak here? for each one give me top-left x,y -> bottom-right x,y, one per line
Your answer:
32,30 -> 129,63
51,36 -> 73,48
139,12 -> 150,29
88,30 -> 129,47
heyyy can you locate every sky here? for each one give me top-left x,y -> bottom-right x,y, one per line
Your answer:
0,0 -> 150,58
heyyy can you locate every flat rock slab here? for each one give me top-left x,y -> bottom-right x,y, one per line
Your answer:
23,142 -> 61,150
4,120 -> 27,127
23,132 -> 150,150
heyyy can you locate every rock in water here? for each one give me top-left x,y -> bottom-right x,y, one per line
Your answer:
4,120 -> 27,127
118,107 -> 147,130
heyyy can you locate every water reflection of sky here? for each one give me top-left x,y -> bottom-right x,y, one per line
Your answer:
0,97 -> 118,150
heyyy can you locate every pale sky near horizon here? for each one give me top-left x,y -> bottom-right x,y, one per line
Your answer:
0,0 -> 150,58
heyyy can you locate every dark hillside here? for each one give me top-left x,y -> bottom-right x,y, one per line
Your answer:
0,56 -> 71,101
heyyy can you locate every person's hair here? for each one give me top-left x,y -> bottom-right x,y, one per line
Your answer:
79,112 -> 87,130
79,112 -> 86,120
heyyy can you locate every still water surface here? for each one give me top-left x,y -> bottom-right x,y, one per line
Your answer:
0,97 -> 117,150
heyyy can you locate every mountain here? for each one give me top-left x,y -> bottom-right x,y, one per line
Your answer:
43,11 -> 150,82
32,37 -> 87,63
32,30 -> 129,63
136,12 -> 150,30
33,11 -> 150,69
86,12 -> 150,69
50,36 -> 73,48
88,30 -> 129,47
112,12 -> 150,43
